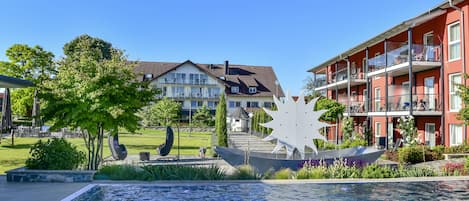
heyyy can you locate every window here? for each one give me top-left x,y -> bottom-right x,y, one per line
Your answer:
450,73 -> 462,111
375,122 -> 381,137
448,22 -> 461,61
249,87 -> 257,94
200,74 -> 208,84
374,88 -> 381,112
208,88 -> 220,98
263,102 -> 272,108
231,86 -> 239,93
191,101 -> 203,108
450,124 -> 463,146
191,87 -> 202,98
189,73 -> 200,84
171,87 -> 184,97
247,101 -> 259,108
229,101 -> 240,108
207,101 -> 218,109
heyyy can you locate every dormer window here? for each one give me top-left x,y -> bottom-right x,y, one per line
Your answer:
249,87 -> 257,94
143,73 -> 153,81
231,86 -> 239,93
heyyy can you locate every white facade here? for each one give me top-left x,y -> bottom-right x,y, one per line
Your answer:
150,63 -> 224,112
226,96 -> 275,114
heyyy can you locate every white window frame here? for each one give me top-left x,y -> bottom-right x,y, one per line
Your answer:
374,87 -> 381,112
448,21 -> 461,62
375,122 -> 381,137
231,86 -> 239,93
248,87 -> 257,94
449,73 -> 462,112
450,124 -> 463,146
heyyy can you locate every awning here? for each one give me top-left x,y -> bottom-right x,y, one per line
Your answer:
0,75 -> 34,88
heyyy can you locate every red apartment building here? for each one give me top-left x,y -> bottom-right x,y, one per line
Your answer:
309,0 -> 468,148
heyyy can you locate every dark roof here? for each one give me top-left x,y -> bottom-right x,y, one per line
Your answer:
134,60 -> 285,97
0,75 -> 34,88
229,107 -> 249,119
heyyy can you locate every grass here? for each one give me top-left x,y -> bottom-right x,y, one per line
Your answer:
0,128 -> 212,174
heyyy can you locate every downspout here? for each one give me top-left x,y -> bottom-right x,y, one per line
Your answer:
449,0 -> 466,141
384,39 -> 389,150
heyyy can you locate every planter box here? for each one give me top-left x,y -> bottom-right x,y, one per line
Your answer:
6,167 -> 96,182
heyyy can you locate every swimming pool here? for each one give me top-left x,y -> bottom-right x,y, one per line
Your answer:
67,179 -> 469,201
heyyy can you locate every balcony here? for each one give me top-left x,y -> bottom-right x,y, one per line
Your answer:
161,78 -> 218,86
368,43 -> 441,77
369,93 -> 442,116
338,98 -> 368,116
168,93 -> 220,99
315,68 -> 366,91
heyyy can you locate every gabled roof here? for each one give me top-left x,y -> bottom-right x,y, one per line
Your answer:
308,0 -> 463,72
134,60 -> 285,97
229,107 -> 249,119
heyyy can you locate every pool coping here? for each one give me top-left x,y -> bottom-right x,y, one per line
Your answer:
62,176 -> 469,200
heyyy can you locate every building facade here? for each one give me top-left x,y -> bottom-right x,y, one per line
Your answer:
135,60 -> 284,121
309,0 -> 468,148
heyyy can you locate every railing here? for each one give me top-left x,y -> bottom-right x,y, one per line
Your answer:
161,78 -> 217,85
328,68 -> 348,84
339,99 -> 368,113
368,43 -> 441,73
370,94 -> 442,112
168,93 -> 220,99
314,77 -> 327,88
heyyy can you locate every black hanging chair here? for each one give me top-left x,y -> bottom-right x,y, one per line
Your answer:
108,132 -> 127,160
157,126 -> 174,156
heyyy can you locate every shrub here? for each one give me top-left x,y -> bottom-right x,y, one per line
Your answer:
398,146 -> 424,164
446,144 -> 469,154
296,162 -> 328,179
95,165 -> 149,180
327,158 -> 361,179
273,168 -> 294,179
442,162 -> 465,176
397,166 -> 437,177
25,138 -> 85,170
339,139 -> 367,149
229,165 -> 260,180
361,164 -> 397,178
465,157 -> 469,173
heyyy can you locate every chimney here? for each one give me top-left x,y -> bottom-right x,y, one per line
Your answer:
224,60 -> 229,75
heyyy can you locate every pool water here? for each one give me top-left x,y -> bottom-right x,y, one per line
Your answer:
71,180 -> 469,201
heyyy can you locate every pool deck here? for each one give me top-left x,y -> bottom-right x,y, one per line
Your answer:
0,175 -> 88,201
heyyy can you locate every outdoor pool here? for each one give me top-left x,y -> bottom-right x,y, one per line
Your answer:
67,180 -> 469,201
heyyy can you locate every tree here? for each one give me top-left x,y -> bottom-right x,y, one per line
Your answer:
152,98 -> 181,126
0,44 -> 55,117
41,35 -> 156,170
314,97 -> 345,122
215,93 -> 228,147
458,76 -> 469,125
192,104 -> 214,127
341,116 -> 354,141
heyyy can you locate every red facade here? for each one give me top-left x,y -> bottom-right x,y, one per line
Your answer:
310,1 -> 469,148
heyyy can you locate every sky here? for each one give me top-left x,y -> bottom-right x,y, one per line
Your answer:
0,0 -> 443,95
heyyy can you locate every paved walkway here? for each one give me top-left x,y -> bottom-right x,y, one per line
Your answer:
228,132 -> 278,152
0,175 -> 88,201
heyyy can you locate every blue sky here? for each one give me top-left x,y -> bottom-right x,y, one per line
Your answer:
0,0 -> 442,95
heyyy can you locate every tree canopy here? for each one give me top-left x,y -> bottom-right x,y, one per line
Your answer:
314,97 -> 345,122
215,93 -> 228,147
151,97 -> 181,126
0,44 -> 55,116
41,35 -> 156,169
192,104 -> 214,127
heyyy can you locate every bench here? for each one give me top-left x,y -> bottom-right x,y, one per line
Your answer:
443,153 -> 469,160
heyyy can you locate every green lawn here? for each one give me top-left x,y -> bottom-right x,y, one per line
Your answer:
0,129 -> 212,174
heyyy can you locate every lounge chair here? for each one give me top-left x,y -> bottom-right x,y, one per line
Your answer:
157,126 -> 174,156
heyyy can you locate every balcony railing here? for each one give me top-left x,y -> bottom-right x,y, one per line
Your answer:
371,93 -> 442,112
368,43 -> 441,73
328,68 -> 348,84
161,78 -> 216,85
314,77 -> 327,88
339,99 -> 368,113
168,93 -> 220,99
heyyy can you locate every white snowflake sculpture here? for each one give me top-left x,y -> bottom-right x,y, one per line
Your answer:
261,94 -> 331,159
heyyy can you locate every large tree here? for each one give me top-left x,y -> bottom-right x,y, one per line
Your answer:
0,44 -> 55,116
41,35 -> 156,170
314,97 -> 345,122
215,93 -> 228,147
